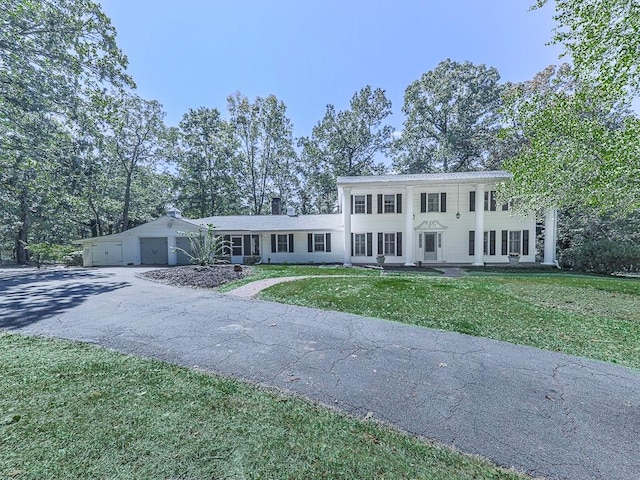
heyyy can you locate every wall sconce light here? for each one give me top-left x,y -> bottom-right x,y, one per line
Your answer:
456,184 -> 461,219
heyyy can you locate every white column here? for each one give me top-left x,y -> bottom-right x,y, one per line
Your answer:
543,208 -> 557,265
342,187 -> 351,266
473,184 -> 485,266
168,235 -> 177,265
404,186 -> 415,266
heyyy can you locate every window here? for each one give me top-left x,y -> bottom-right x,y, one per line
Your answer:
277,234 -> 289,252
384,233 -> 396,255
427,193 -> 439,212
509,231 -> 521,255
307,233 -> 332,253
231,236 -> 243,256
354,233 -> 366,256
354,195 -> 366,214
484,191 -> 497,211
384,195 -> 395,213
421,192 -> 447,213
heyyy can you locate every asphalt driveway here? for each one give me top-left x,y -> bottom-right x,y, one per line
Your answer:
1,267 -> 639,480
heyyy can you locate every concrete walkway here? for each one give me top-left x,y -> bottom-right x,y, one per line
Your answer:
1,267 -> 639,480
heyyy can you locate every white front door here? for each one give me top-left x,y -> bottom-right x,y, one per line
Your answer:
423,232 -> 437,261
230,235 -> 243,264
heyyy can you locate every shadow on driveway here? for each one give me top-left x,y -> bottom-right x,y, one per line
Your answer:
0,269 -> 128,329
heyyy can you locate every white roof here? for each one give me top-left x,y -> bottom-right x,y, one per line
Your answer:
337,170 -> 512,186
185,214 -> 343,232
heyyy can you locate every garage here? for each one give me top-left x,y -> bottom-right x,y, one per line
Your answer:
175,237 -> 192,265
91,242 -> 123,266
140,237 -> 168,265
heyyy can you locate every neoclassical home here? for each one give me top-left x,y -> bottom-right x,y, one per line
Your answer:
77,171 -> 557,267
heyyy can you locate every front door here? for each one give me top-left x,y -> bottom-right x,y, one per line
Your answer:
423,232 -> 437,261
230,235 -> 243,264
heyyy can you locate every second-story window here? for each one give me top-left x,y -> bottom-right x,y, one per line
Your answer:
384,195 -> 395,213
354,195 -> 366,214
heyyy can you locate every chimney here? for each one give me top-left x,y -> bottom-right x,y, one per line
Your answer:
271,197 -> 281,215
166,207 -> 182,218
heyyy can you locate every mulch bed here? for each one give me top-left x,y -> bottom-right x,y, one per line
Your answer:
140,265 -> 250,289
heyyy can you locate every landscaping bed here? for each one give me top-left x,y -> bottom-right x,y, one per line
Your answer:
140,265 -> 250,289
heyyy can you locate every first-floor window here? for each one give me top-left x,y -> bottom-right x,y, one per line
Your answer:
354,234 -> 366,256
277,234 -> 288,252
384,233 -> 396,255
313,233 -> 325,252
509,231 -> 521,255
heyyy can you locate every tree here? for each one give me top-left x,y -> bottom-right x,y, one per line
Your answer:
100,93 -> 167,231
171,108 -> 242,218
227,93 -> 298,215
393,60 -> 504,174
0,0 -> 132,262
299,86 -> 392,213
501,2 -> 640,215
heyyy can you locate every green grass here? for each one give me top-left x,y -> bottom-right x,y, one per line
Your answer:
217,264 -> 386,292
260,274 -> 640,370
0,334 -> 530,480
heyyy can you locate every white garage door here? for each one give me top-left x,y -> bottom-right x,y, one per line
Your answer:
91,242 -> 123,266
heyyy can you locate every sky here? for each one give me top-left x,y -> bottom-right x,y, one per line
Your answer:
97,0 -> 565,139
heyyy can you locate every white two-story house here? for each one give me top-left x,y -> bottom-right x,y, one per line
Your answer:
77,171 -> 558,267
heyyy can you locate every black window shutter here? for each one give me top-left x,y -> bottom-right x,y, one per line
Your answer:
440,192 -> 447,212
469,231 -> 475,256
484,191 -> 489,211
243,235 -> 251,256
469,191 -> 475,212
489,230 -> 496,255
501,230 -> 508,255
396,232 -> 402,256
377,232 -> 383,255
396,193 -> 402,213
350,195 -> 353,214
307,233 -> 313,252
522,230 -> 529,255
271,234 -> 276,253
366,233 -> 373,256
490,191 -> 497,211
288,233 -> 294,253
366,194 -> 372,214
377,194 -> 383,214
420,193 -> 426,213
502,202 -> 509,211
351,233 -> 354,256
326,233 -> 331,252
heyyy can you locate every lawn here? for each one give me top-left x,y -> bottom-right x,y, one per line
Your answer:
259,274 -> 640,370
0,333 -> 529,480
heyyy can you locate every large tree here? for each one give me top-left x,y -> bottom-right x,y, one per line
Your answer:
172,107 -> 242,218
227,93 -> 298,215
502,1 -> 640,215
0,0 -> 132,262
298,86 -> 392,213
392,59 -> 504,173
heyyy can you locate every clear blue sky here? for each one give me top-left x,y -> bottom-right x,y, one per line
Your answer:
98,0 -> 564,138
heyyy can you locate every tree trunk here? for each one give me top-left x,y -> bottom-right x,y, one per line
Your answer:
15,188 -> 30,264
121,170 -> 133,231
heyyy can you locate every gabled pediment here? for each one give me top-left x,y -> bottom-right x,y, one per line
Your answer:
415,220 -> 448,230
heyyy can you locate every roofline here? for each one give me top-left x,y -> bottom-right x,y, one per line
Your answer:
337,170 -> 512,187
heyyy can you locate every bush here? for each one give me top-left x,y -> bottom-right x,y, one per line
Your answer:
559,239 -> 640,274
24,243 -> 80,268
173,224 -> 229,266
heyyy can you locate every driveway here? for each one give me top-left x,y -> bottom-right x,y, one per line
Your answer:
1,267 -> 639,480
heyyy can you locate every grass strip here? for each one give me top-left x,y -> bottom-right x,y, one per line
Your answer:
0,333 -> 530,479
259,274 -> 640,369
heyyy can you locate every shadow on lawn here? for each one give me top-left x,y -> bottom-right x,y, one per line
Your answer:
0,269 -> 128,329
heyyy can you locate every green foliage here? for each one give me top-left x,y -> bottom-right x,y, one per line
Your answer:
261,274 -> 640,369
171,108 -> 242,217
227,93 -> 298,215
173,225 -> 229,266
560,239 -> 640,274
23,242 -> 80,268
298,86 -> 392,213
393,59 -> 505,173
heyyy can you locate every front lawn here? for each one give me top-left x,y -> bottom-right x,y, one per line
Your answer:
259,274 -> 640,369
0,334 -> 529,480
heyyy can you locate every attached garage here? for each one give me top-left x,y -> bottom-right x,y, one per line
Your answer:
91,242 -> 123,266
140,237 -> 168,265
175,237 -> 192,265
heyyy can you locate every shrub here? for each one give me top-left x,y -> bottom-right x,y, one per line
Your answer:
173,224 -> 229,266
559,239 -> 640,274
24,243 -> 80,268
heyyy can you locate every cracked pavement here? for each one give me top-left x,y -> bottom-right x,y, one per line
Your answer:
1,267 -> 639,480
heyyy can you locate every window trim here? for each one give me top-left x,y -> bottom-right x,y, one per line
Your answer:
353,195 -> 366,214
